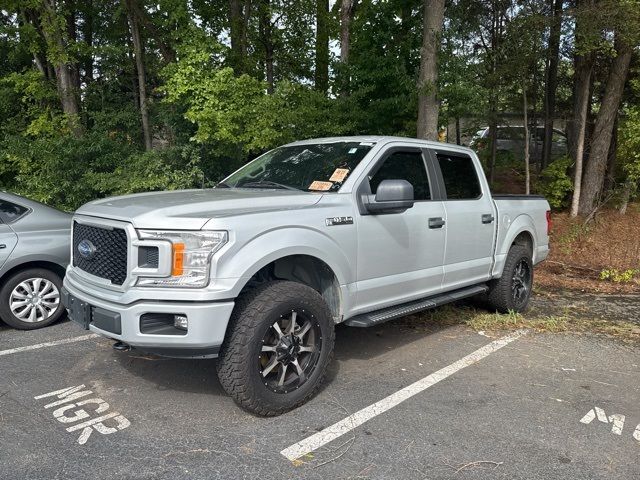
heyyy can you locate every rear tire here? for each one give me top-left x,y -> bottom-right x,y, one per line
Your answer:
486,245 -> 533,313
216,281 -> 335,416
0,268 -> 64,330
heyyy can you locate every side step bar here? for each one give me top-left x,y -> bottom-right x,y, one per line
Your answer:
344,284 -> 488,328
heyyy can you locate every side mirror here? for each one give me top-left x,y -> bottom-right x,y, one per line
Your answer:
363,179 -> 415,214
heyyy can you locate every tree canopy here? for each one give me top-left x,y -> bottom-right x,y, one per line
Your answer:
0,0 -> 638,214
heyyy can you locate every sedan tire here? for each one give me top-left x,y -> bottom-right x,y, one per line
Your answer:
0,268 -> 65,330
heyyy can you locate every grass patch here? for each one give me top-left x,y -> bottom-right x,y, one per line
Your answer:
408,305 -> 640,342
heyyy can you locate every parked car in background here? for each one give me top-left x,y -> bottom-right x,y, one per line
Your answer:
0,192 -> 71,329
470,126 -> 567,162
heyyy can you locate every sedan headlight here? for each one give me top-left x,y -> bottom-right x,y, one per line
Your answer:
136,230 -> 228,288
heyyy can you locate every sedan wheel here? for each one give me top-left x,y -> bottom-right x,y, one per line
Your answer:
0,268 -> 65,330
9,278 -> 60,324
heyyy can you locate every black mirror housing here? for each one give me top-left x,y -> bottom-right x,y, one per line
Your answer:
363,179 -> 415,214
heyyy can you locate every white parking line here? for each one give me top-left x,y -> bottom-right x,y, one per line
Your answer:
281,329 -> 527,462
0,334 -> 99,357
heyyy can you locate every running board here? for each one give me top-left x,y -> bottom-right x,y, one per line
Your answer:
344,284 -> 489,328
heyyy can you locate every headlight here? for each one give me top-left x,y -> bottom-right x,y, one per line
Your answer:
136,230 -> 228,288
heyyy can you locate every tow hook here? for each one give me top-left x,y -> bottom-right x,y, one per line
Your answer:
112,341 -> 131,352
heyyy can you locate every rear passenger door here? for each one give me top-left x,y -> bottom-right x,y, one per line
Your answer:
0,200 -> 21,270
430,150 -> 495,290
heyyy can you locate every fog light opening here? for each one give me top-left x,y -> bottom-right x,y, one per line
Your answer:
174,314 -> 188,331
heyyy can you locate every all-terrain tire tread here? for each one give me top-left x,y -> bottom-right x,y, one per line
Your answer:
486,245 -> 533,313
216,281 -> 335,416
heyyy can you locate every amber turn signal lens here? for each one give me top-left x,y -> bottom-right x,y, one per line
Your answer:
172,242 -> 185,276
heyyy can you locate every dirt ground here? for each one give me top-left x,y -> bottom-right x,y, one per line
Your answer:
537,208 -> 640,294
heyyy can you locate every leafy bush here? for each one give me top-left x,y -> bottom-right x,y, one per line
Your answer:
536,156 -> 574,209
0,131 -> 204,211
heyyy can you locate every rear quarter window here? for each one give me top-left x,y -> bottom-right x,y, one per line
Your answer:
0,200 -> 29,223
436,154 -> 482,200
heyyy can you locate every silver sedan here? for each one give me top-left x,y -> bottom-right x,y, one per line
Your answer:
0,192 -> 71,329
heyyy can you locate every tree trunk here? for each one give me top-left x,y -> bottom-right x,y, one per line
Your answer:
488,119 -> 497,186
578,39 -> 632,216
569,70 -> 591,217
40,0 -> 83,136
455,117 -> 461,145
315,0 -> 329,93
567,0 -> 595,161
125,0 -> 152,151
618,179 -> 632,214
604,113 -> 618,192
339,0 -> 357,95
398,3 -> 413,73
523,86 -> 530,195
229,0 -> 248,74
340,0 -> 356,63
416,0 -> 445,141
258,0 -> 274,94
65,2 -> 81,92
81,0 -> 94,84
129,1 -> 176,63
569,0 -> 595,217
486,0 -> 500,181
541,0 -> 563,169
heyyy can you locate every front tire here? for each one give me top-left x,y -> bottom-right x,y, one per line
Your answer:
486,245 -> 533,313
216,281 -> 335,416
0,268 -> 65,330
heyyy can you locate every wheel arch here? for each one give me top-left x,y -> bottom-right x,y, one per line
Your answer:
0,260 -> 66,285
492,214 -> 538,278
235,254 -> 343,322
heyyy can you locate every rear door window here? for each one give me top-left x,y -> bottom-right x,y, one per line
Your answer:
436,153 -> 482,200
0,200 -> 29,223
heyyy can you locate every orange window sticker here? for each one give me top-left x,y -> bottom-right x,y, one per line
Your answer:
308,180 -> 333,191
329,168 -> 350,183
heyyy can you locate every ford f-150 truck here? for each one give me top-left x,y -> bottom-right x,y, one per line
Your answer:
62,136 -> 550,416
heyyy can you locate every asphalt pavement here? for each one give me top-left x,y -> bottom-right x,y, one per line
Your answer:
1,311 -> 638,479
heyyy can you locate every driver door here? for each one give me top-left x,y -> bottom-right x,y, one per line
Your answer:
354,147 -> 446,314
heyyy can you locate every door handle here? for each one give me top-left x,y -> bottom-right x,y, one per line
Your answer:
428,217 -> 445,229
0,244 -> 6,249
481,214 -> 495,224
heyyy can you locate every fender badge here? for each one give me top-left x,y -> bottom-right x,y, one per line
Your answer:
326,216 -> 353,226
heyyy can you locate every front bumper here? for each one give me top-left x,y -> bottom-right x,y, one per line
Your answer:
62,279 -> 235,358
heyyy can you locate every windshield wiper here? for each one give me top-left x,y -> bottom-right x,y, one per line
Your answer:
237,180 -> 301,191
215,181 -> 231,188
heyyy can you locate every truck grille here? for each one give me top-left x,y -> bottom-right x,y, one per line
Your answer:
73,222 -> 128,285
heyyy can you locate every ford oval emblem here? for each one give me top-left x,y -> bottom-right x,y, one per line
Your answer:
77,239 -> 97,260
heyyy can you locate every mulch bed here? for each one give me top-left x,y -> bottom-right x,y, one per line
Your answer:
536,208 -> 640,294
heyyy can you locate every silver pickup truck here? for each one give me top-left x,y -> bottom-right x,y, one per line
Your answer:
62,136 -> 550,416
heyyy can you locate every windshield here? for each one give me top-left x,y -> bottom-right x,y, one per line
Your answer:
222,142 -> 375,192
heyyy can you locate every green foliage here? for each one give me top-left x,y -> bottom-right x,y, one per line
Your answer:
163,48 -> 353,156
537,156 -> 574,209
0,131 -> 203,211
599,268 -> 639,283
617,79 -> 640,203
0,0 -> 637,214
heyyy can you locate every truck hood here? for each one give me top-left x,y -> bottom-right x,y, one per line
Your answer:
76,188 -> 323,229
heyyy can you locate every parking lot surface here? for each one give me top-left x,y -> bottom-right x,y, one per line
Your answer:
1,312 -> 639,479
